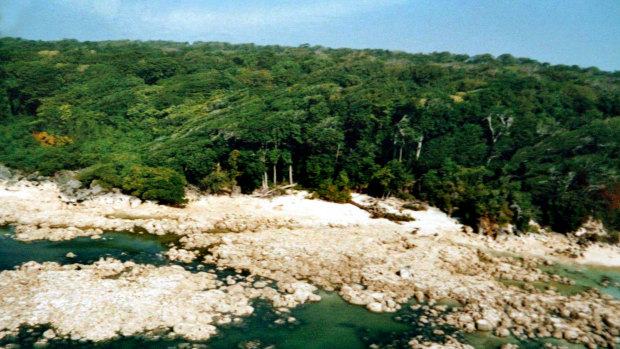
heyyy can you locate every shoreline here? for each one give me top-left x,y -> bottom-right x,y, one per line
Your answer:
1,179 -> 620,347
2,178 -> 618,268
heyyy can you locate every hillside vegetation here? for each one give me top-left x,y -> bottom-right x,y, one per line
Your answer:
0,38 -> 619,233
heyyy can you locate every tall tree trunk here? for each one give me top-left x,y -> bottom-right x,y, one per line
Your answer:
415,136 -> 424,161
485,112 -> 512,165
289,164 -> 293,185
335,144 -> 340,163
273,164 -> 277,186
399,146 -> 403,163
262,171 -> 268,190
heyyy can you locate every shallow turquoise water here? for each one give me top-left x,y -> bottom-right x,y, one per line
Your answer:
466,257 -> 620,349
490,249 -> 620,299
464,332 -> 586,349
540,262 -> 620,299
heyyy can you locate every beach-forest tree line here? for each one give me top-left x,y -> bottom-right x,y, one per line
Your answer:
0,38 -> 618,234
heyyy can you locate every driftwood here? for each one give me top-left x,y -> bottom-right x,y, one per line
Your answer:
254,183 -> 297,197
348,200 -> 415,223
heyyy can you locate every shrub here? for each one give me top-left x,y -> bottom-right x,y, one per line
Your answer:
367,160 -> 411,197
316,172 -> 351,203
199,164 -> 233,194
122,166 -> 187,205
76,155 -> 141,188
77,162 -> 124,188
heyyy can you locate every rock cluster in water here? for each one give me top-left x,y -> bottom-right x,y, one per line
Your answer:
408,336 -> 475,348
0,258 -> 320,342
437,252 -> 620,348
189,226 -> 620,347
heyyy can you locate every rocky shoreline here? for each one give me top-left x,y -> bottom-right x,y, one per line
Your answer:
1,176 -> 620,348
0,258 -> 320,343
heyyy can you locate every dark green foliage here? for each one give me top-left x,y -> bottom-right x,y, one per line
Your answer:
234,150 -> 267,194
0,38 -> 618,232
199,164 -> 233,194
77,157 -> 186,204
316,172 -> 351,203
122,166 -> 187,205
368,160 -> 411,197
420,161 -> 493,226
78,162 -> 126,189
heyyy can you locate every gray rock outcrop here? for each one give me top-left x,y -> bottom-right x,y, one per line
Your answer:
0,164 -> 12,180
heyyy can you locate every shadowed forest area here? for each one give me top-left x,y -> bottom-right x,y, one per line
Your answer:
0,38 -> 618,233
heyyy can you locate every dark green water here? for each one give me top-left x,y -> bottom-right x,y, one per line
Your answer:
0,226 -> 174,270
0,225 -> 440,349
1,225 -> 619,349
0,294 -> 424,349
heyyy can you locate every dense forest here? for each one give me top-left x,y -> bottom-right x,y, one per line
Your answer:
0,38 -> 619,234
